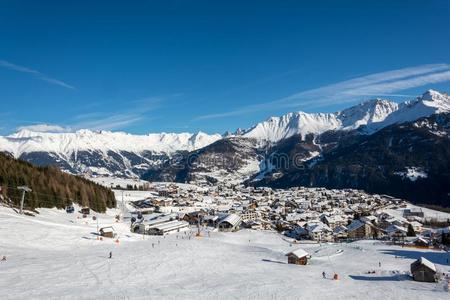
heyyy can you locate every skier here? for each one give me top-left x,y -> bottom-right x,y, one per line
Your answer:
379,262 -> 381,268
322,271 -> 326,279
109,251 -> 112,259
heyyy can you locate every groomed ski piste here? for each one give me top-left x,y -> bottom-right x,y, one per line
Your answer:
1,192 -> 449,299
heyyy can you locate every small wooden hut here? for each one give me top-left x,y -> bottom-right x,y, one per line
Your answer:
286,248 -> 309,265
99,226 -> 116,238
410,257 -> 437,282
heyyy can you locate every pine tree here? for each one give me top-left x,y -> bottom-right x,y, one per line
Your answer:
407,223 -> 416,237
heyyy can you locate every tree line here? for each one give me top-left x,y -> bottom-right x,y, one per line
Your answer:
0,153 -> 116,212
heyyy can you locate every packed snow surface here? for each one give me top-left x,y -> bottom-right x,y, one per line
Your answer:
1,201 -> 449,299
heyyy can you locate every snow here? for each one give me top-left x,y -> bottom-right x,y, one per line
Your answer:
394,167 -> 428,182
244,90 -> 450,142
287,248 -> 309,258
0,129 -> 222,158
1,199 -> 450,299
89,176 -> 151,189
382,203 -> 450,222
418,257 -> 437,272
0,91 -> 448,160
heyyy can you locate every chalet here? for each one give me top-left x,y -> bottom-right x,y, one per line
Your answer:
203,215 -> 220,227
182,211 -> 202,224
410,257 -> 437,282
412,237 -> 429,247
240,211 -> 259,222
333,225 -> 348,240
329,215 -> 347,229
347,220 -> 375,239
217,214 -> 242,232
409,221 -> 423,233
99,226 -> 116,238
386,225 -> 407,241
286,248 -> 309,265
306,222 -> 332,241
152,198 -> 173,207
285,226 -> 309,240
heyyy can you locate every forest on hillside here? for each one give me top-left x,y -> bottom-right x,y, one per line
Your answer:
0,153 -> 116,212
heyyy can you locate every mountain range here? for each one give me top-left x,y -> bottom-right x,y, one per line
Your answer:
1,90 -> 450,206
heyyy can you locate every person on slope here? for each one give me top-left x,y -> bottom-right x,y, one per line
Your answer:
109,251 -> 112,259
322,271 -> 326,279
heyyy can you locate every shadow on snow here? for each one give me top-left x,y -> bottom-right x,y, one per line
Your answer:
379,249 -> 450,266
349,274 -> 411,281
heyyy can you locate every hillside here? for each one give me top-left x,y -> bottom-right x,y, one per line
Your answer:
255,113 -> 450,207
0,130 -> 221,178
0,152 -> 116,212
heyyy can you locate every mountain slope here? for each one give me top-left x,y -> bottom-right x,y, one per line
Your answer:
142,137 -> 262,185
0,130 -> 222,178
243,90 -> 449,141
0,152 -> 116,212
254,113 -> 450,207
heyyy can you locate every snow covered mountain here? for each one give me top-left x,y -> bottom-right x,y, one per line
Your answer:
0,130 -> 221,178
1,129 -> 222,156
0,89 -> 449,181
243,90 -> 450,142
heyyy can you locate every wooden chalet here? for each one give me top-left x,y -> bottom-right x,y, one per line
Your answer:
410,257 -> 437,282
286,248 -> 309,265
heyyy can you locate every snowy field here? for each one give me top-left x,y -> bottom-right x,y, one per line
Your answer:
1,204 -> 450,300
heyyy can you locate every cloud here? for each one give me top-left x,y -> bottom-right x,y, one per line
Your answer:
68,96 -> 163,131
8,96 -> 166,134
17,124 -> 71,133
0,59 -> 75,90
195,63 -> 450,120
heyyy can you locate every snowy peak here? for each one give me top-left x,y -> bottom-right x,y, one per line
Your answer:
243,90 -> 450,142
370,90 -> 450,131
243,111 -> 340,142
1,129 -> 222,158
417,89 -> 450,111
338,98 -> 399,130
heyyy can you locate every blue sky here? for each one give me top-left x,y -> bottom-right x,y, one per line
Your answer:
1,0 -> 450,135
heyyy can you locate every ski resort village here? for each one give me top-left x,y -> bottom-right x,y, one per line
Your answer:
1,177 -> 450,299
3,1 -> 450,299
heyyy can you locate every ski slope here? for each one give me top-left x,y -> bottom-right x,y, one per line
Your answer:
0,205 -> 449,299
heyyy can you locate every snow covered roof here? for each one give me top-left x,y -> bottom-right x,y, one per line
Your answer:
333,225 -> 347,234
286,248 -> 309,258
100,226 -> 114,233
416,257 -> 436,272
218,214 -> 242,226
386,224 -> 407,233
346,220 -> 365,232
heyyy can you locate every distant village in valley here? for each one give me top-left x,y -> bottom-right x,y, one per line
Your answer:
95,178 -> 450,250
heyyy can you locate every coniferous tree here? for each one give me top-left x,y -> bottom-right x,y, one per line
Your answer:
407,224 -> 416,237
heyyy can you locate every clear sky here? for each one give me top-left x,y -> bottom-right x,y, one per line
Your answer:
1,0 -> 450,135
